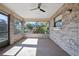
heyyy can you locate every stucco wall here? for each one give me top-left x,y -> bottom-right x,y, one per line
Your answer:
49,4 -> 79,56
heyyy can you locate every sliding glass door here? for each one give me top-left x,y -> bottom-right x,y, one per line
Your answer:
0,12 -> 9,48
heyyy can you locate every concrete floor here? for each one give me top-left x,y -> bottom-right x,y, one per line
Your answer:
0,38 -> 69,56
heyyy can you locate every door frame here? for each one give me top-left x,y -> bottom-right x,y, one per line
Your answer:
0,11 -> 10,45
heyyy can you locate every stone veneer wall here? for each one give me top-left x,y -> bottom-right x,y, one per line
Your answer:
10,16 -> 24,44
49,4 -> 79,56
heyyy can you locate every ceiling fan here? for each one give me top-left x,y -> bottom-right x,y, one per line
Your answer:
30,3 -> 45,12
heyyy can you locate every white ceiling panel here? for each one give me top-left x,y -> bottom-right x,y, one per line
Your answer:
3,3 -> 63,18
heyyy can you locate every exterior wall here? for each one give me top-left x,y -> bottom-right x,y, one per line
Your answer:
0,4 -> 24,44
49,4 -> 79,56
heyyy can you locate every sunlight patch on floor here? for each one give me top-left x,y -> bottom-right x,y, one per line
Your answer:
3,46 -> 22,56
16,47 -> 37,56
3,38 -> 38,56
21,38 -> 38,45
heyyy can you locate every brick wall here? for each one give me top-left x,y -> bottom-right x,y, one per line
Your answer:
49,4 -> 79,56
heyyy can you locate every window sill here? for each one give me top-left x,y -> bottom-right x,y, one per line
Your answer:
53,27 -> 61,30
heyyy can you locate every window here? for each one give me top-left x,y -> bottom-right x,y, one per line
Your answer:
14,19 -> 23,34
54,20 -> 62,28
54,15 -> 62,29
24,22 -> 49,34
0,13 -> 8,33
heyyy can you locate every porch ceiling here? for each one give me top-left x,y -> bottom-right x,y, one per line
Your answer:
3,3 -> 63,20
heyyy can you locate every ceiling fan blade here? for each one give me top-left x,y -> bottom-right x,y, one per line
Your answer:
30,8 -> 38,11
40,9 -> 45,12
38,3 -> 41,8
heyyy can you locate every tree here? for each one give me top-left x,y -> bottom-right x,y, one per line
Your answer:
27,24 -> 33,30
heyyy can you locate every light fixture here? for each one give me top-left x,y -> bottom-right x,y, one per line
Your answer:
67,8 -> 72,13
